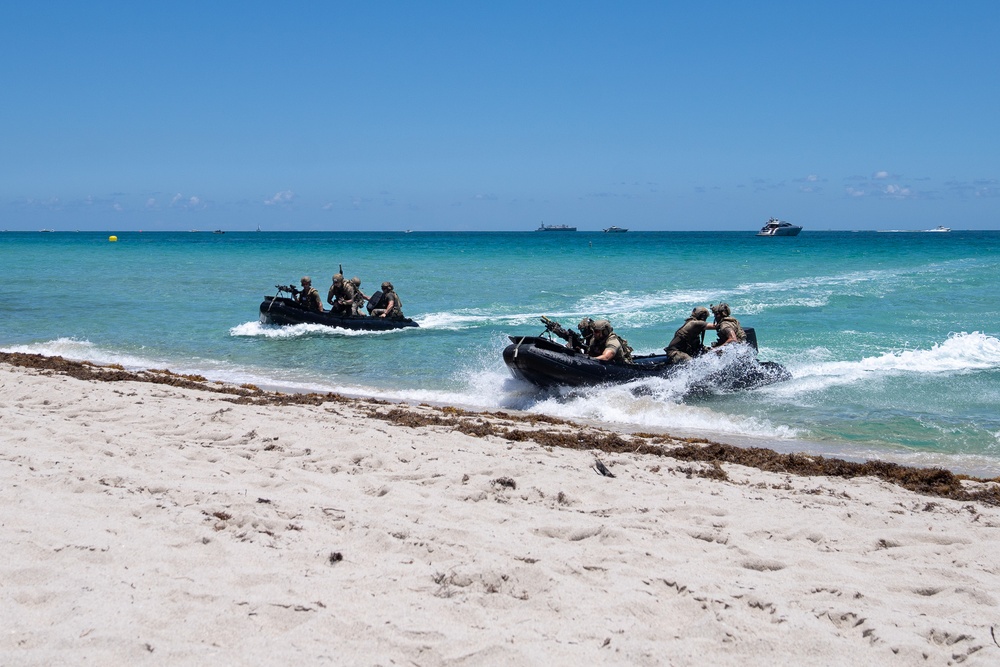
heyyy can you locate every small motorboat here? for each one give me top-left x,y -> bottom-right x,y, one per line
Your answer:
259,287 -> 418,331
757,218 -> 802,236
603,226 -> 628,233
503,319 -> 790,392
922,226 -> 951,232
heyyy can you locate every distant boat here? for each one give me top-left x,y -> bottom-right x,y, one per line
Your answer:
603,226 -> 628,233
879,226 -> 953,233
757,218 -> 802,237
213,230 -> 225,234
39,228 -> 54,233
256,225 -> 261,232
536,222 -> 577,232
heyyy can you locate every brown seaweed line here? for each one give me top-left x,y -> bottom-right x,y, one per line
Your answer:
5,351 -> 998,506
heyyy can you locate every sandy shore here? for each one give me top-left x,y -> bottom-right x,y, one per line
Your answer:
2,354 -> 1000,666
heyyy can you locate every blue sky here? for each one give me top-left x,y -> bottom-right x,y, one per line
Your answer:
3,1 -> 998,231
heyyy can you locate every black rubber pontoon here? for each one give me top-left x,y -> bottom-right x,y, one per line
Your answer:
259,296 -> 419,331
502,327 -> 790,392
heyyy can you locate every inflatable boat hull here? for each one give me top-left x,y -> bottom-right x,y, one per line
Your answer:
502,335 -> 790,392
259,296 -> 419,331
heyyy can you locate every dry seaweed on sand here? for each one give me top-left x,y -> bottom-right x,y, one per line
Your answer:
4,352 -> 999,506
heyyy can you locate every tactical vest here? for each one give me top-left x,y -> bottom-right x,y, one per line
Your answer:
615,334 -> 634,364
592,333 -> 633,364
300,287 -> 321,311
668,318 -> 706,356
719,317 -> 747,343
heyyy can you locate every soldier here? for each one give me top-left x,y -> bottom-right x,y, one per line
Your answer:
664,306 -> 716,364
296,276 -> 323,312
327,273 -> 356,316
585,319 -> 633,364
350,277 -> 369,316
710,302 -> 747,348
372,281 -> 404,319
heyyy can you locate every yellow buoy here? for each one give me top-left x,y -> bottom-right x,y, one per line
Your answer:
109,235 -> 118,242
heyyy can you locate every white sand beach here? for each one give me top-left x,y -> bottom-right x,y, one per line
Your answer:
2,356 -> 999,666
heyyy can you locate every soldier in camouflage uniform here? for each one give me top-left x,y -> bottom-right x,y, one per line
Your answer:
585,319 -> 633,364
296,276 -> 323,313
664,306 -> 716,364
327,274 -> 356,316
372,281 -> 404,319
710,303 -> 747,348
350,277 -> 369,316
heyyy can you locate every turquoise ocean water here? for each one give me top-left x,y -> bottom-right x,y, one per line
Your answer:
3,230 -> 999,475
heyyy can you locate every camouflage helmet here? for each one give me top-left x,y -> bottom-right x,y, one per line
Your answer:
577,317 -> 595,332
591,319 -> 612,333
691,306 -> 710,321
350,276 -> 361,287
300,276 -> 311,286
711,303 -> 731,318
381,281 -> 393,291
333,273 -> 343,282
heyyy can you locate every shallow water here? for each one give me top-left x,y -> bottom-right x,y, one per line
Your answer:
3,229 -> 999,474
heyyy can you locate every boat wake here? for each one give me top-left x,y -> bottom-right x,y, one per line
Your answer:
769,331 -> 1000,396
230,321 -> 408,338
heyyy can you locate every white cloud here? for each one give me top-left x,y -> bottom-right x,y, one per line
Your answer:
167,192 -> 207,210
882,184 -> 914,199
264,190 -> 295,206
873,170 -> 890,180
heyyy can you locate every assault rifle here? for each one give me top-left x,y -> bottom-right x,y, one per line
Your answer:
540,316 -> 586,352
276,284 -> 301,296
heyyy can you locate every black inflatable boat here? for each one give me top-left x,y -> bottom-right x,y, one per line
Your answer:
502,326 -> 790,391
259,294 -> 419,331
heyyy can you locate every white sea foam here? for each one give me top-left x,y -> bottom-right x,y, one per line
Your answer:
414,310 -> 543,330
771,332 -> 1000,397
9,329 -> 999,473
229,321 -> 404,338
1,338 -> 160,370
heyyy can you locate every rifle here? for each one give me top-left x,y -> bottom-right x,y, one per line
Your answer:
540,316 -> 586,351
276,284 -> 301,297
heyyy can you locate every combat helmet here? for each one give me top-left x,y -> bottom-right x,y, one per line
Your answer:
691,306 -> 710,321
711,303 -> 731,318
300,276 -> 312,286
591,319 -> 612,333
350,276 -> 361,287
577,317 -> 595,333
381,281 -> 393,291
333,273 -> 344,282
